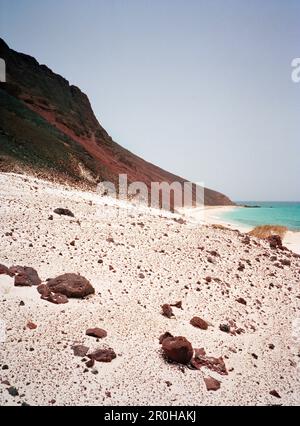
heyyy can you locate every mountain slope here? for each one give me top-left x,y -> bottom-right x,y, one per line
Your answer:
0,38 -> 233,206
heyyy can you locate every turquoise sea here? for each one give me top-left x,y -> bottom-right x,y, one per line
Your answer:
220,202 -> 300,231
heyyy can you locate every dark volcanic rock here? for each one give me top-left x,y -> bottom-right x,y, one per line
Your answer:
162,336 -> 193,364
269,390 -> 281,398
161,304 -> 174,318
7,386 -> 19,397
47,273 -> 94,298
267,235 -> 283,250
72,345 -> 89,357
236,297 -> 247,305
219,324 -> 230,333
190,316 -> 208,330
86,328 -> 107,339
10,266 -> 41,286
88,348 -> 116,363
53,208 -> 74,217
204,376 -> 221,391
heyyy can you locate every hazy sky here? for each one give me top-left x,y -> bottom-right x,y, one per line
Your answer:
0,0 -> 299,200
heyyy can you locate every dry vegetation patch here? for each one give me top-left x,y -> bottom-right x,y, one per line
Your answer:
248,225 -> 288,239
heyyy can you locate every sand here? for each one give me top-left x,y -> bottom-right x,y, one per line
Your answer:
182,206 -> 300,255
0,173 -> 300,406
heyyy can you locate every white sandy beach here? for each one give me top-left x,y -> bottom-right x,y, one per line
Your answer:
182,206 -> 300,255
0,173 -> 300,406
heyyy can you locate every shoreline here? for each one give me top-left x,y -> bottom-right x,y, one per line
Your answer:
182,205 -> 300,255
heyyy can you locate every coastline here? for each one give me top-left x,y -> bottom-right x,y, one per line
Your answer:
183,205 -> 300,255
1,173 -> 300,406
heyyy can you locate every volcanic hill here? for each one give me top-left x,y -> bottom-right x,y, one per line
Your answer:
0,38 -> 233,206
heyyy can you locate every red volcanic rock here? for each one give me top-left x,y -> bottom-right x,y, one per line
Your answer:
161,304 -> 174,318
26,321 -> 37,330
204,376 -> 221,391
190,317 -> 208,330
159,332 -> 173,344
162,336 -> 193,364
86,328 -> 107,338
267,235 -> 283,250
72,345 -> 89,357
37,284 -> 51,298
88,348 -> 116,363
41,291 -> 69,305
10,266 -> 41,287
46,273 -> 94,298
0,264 -> 14,276
191,352 -> 228,375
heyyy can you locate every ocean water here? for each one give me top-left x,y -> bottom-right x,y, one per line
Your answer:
220,202 -> 300,231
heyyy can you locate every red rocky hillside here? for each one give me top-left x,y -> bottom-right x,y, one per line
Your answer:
0,38 -> 233,206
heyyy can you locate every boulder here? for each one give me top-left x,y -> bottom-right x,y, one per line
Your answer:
88,348 -> 116,363
161,304 -> 174,318
267,235 -> 283,250
72,345 -> 89,357
86,328 -> 107,338
10,266 -> 41,286
46,273 -> 94,298
162,336 -> 193,364
204,376 -> 221,391
190,316 -> 208,330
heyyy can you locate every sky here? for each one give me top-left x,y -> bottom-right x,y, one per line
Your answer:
0,0 -> 299,201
